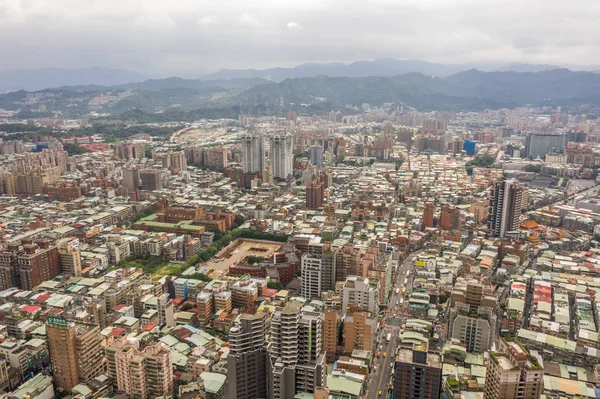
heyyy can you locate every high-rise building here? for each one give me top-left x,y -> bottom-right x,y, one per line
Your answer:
197,291 -> 213,326
449,279 -> 498,353
306,178 -> 325,210
140,293 -> 175,327
422,203 -> 434,230
113,342 -> 174,399
394,342 -> 442,399
440,204 -> 461,231
525,132 -> 567,159
12,166 -> 61,195
0,242 -> 19,291
309,145 -> 324,168
483,339 -> 543,399
115,346 -> 146,398
451,136 -> 463,156
270,303 -> 299,398
342,276 -> 380,313
169,150 -> 187,171
488,179 -> 524,237
463,140 -> 477,156
470,200 -> 489,224
227,312 -> 269,399
0,140 -> 24,155
203,146 -> 228,169
262,161 -> 274,185
144,344 -> 174,398
335,244 -> 364,282
296,309 -> 327,393
47,317 -> 105,393
301,243 -> 336,300
0,172 -> 16,195
449,303 -> 496,353
114,141 -> 145,160
269,303 -> 327,398
58,238 -> 82,277
242,134 -> 265,174
122,166 -> 140,192
323,311 -> 339,363
18,241 -> 61,290
269,134 -> 293,179
342,312 -> 374,355
139,169 -> 162,191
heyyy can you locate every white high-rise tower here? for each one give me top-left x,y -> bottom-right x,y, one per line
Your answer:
269,133 -> 293,179
242,134 -> 265,173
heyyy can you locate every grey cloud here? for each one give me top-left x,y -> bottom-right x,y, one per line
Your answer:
0,0 -> 599,75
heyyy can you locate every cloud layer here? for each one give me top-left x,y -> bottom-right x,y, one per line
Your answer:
0,0 -> 598,75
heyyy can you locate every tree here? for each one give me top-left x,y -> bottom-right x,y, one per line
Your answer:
187,272 -> 212,282
395,159 -> 403,171
246,255 -> 265,265
267,281 -> 283,290
232,215 -> 245,229
321,232 -> 335,242
465,154 -> 495,175
180,303 -> 193,311
62,143 -> 90,156
438,294 -> 448,304
133,208 -> 155,223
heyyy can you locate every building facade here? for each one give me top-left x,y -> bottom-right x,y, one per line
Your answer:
488,179 -> 524,237
227,312 -> 269,399
394,343 -> 442,399
483,339 -> 543,399
269,134 -> 293,179
242,134 -> 265,174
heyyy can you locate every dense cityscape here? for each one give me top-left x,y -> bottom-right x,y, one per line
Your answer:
0,103 -> 597,399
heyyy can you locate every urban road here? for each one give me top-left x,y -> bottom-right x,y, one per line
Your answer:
365,250 -> 421,399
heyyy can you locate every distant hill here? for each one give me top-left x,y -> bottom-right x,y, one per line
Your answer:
1,59 -> 591,94
0,76 -> 269,117
59,77 -> 269,92
0,67 -> 146,93
199,58 -> 572,82
497,62 -> 562,73
3,69 -> 600,120
199,59 -> 465,81
231,68 -> 600,111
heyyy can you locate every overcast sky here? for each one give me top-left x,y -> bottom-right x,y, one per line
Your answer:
1,0 -> 599,76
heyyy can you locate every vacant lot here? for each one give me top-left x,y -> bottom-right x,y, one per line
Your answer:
204,239 -> 283,276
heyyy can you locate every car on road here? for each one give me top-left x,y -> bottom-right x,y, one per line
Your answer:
383,352 -> 387,357
378,390 -> 383,396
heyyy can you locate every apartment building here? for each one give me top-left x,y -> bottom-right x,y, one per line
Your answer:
114,343 -> 174,399
342,276 -> 380,313
47,317 -> 105,393
394,342 -> 442,399
483,339 -> 543,399
342,312 -> 374,355
227,312 -> 269,399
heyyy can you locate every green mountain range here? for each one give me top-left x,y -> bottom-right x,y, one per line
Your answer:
2,69 -> 600,121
